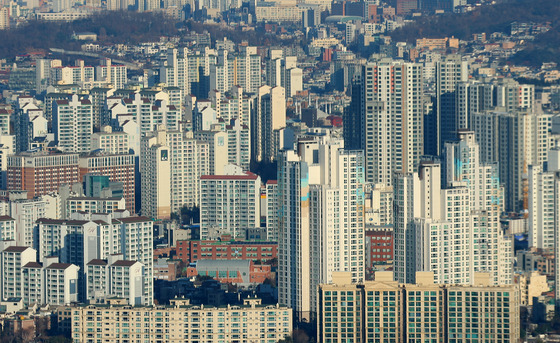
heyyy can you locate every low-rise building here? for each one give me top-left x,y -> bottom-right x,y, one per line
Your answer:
64,297 -> 292,343
186,259 -> 272,285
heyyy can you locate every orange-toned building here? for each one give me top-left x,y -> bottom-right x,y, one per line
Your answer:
79,152 -> 136,213
7,152 -> 79,199
176,240 -> 277,264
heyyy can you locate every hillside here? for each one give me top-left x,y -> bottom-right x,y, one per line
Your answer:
0,11 -> 179,59
390,0 -> 559,43
389,0 -> 560,66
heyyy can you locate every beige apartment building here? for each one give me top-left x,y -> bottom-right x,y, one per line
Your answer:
64,297 -> 292,343
317,271 -> 520,343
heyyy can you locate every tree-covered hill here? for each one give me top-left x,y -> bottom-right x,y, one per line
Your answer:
0,11 -> 179,59
389,0 -> 560,66
390,0 -> 559,43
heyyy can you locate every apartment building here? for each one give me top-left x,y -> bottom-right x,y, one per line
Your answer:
53,95 -> 93,153
200,167 -> 261,240
277,130 -> 365,320
317,271 -> 520,343
66,297 -> 291,343
1,246 -> 36,300
91,125 -> 130,155
0,215 -> 15,241
7,152 -> 79,199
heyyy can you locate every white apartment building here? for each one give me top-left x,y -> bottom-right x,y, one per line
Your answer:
95,59 -> 127,89
53,94 -> 93,153
86,255 -> 144,306
345,61 -> 424,185
91,125 -> 130,155
108,260 -> 144,305
142,127 -> 209,213
265,180 -> 279,241
10,197 -> 49,248
48,59 -> 127,90
160,48 -> 212,98
200,167 -> 261,240
109,91 -> 180,137
38,213 -> 153,304
194,129 -> 229,175
16,100 -> 48,153
226,118 -> 251,171
0,108 -> 10,136
65,197 -> 126,217
209,48 -> 263,95
472,109 -> 553,212
207,85 -> 253,127
1,246 -> 36,300
454,80 -> 494,132
527,147 -> 560,301
44,261 -> 80,305
21,261 -> 43,305
365,183 -> 393,227
255,4 -> 304,22
266,55 -> 302,97
0,216 -> 15,241
434,54 -> 468,154
0,8 -> 9,30
495,79 -> 535,111
277,130 -> 365,320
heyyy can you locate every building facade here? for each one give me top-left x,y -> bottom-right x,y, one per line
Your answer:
317,271 -> 520,343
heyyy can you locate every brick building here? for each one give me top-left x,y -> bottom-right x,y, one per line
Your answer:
365,229 -> 394,272
78,152 -> 136,213
7,152 -> 79,198
176,240 -> 277,264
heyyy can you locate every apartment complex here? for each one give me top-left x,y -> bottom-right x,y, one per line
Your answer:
394,131 -> 512,285
317,271 -> 520,343
65,297 -> 292,343
37,213 -> 154,304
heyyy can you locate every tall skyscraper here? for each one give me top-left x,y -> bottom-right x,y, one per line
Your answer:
528,147 -> 560,300
278,130 -> 365,320
344,60 -> 424,185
